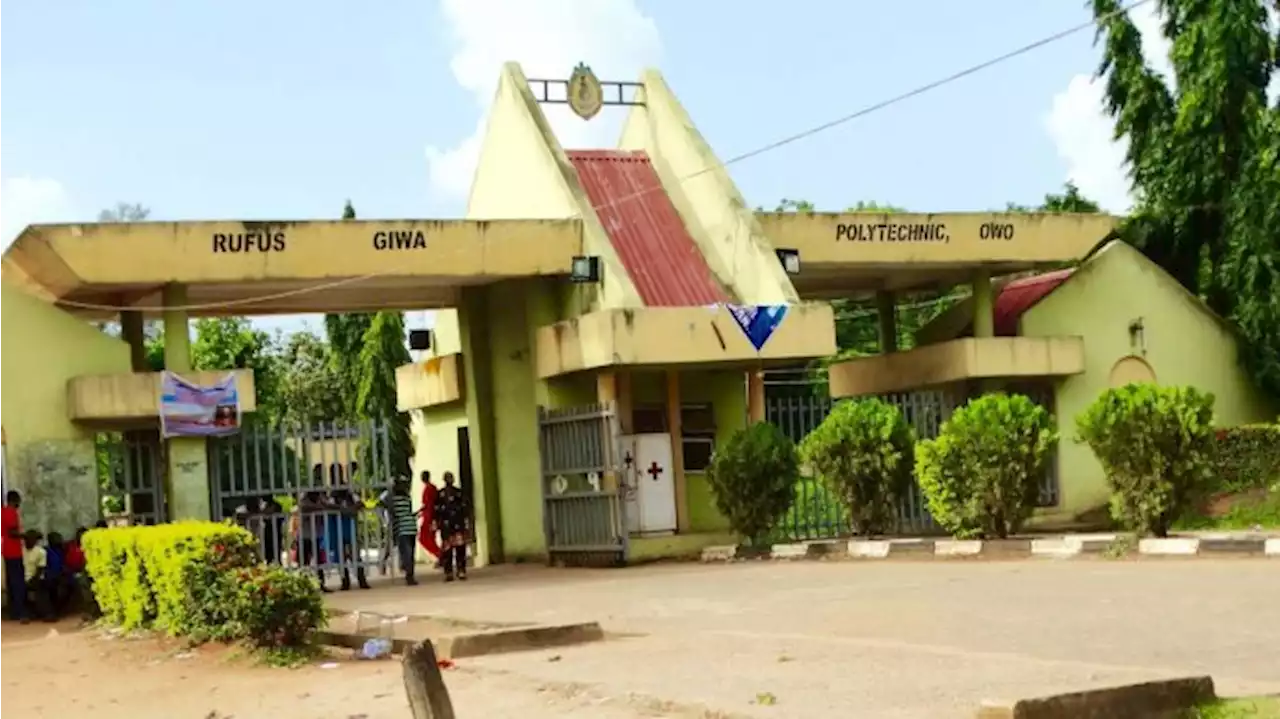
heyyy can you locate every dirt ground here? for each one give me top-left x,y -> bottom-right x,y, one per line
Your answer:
5,558 -> 1279,718
0,622 -> 721,719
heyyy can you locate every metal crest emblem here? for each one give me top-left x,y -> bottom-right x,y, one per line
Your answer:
567,63 -> 604,121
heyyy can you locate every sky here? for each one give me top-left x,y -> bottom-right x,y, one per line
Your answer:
3,0 -> 1275,335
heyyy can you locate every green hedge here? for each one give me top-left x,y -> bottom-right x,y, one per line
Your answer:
82,522 -> 326,649
1213,424 -> 1280,493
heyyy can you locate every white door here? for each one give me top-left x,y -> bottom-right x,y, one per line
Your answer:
633,433 -> 677,534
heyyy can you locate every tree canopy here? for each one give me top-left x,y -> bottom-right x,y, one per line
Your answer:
1091,0 -> 1279,395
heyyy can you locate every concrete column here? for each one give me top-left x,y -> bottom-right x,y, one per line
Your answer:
971,271 -> 998,394
616,371 -> 634,435
120,310 -> 148,371
160,284 -> 211,521
746,367 -> 766,424
596,371 -> 619,492
972,271 -> 995,339
876,290 -> 898,353
665,370 -> 690,532
457,286 -> 500,567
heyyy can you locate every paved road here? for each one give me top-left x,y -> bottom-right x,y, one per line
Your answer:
330,559 -> 1280,718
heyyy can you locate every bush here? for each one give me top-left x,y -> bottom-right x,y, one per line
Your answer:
82,522 -> 325,649
915,393 -> 1057,539
706,422 -> 800,544
1076,384 -> 1215,537
799,398 -> 914,536
1212,424 -> 1280,493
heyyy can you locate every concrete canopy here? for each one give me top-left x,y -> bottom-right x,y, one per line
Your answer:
757,211 -> 1120,298
2,218 -> 583,317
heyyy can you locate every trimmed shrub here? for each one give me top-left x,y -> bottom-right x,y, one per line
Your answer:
706,422 -> 800,544
82,522 -> 324,648
1213,424 -> 1280,493
915,393 -> 1057,539
1076,383 -> 1216,537
799,398 -> 914,536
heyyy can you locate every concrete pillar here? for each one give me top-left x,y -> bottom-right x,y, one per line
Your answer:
457,286 -> 500,567
876,290 -> 898,353
161,284 -> 211,521
596,372 -> 619,492
120,310 -> 148,371
972,271 -> 995,339
746,367 -> 766,424
971,271 -> 998,394
616,371 -> 634,435
665,371 -> 690,532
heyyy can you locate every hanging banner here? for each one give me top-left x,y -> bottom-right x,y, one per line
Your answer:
727,304 -> 789,351
159,372 -> 242,437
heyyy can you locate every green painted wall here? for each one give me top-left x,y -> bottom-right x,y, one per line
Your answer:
628,369 -> 746,533
1,282 -> 132,533
1021,242 -> 1276,524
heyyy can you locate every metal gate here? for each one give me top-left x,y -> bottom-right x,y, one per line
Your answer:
538,403 -> 627,566
208,420 -> 398,578
97,431 -> 167,525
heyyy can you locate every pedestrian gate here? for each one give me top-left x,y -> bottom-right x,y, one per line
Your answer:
538,403 -> 628,566
207,420 -> 399,578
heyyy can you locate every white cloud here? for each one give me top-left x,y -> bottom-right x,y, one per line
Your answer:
1,177 -> 75,248
1046,5 -> 1279,213
1044,3 -> 1172,213
425,0 -> 663,200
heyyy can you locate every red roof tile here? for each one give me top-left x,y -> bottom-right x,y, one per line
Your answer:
993,269 -> 1074,335
567,150 -> 729,307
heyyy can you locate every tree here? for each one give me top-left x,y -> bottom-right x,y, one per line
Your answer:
98,202 -> 150,222
324,200 -> 373,418
1091,0 -> 1280,395
356,311 -> 413,478
277,331 -> 345,427
1006,182 -> 1102,213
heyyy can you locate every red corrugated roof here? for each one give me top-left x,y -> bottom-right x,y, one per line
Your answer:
567,149 -> 729,307
993,268 -> 1074,335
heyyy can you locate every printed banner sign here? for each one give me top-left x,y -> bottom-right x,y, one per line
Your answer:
159,372 -> 242,438
727,304 -> 789,351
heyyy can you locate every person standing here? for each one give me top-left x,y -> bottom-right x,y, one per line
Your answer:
2,490 -> 27,622
387,478 -> 419,586
433,472 -> 470,582
417,470 -> 441,565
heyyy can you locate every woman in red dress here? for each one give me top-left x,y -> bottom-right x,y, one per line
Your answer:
417,470 -> 441,562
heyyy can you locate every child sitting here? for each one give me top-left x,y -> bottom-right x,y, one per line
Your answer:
22,530 -> 53,622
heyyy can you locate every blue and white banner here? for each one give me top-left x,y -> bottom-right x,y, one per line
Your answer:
727,304 -> 789,351
159,372 -> 242,438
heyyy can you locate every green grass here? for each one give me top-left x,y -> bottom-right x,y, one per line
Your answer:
1187,696 -> 1280,718
1175,491 -> 1280,531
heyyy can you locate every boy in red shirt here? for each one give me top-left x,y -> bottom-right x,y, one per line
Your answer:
3,490 -> 28,623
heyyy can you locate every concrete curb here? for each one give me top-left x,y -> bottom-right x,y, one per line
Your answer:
975,675 -> 1216,718
701,534 -> 1276,563
317,621 -> 605,660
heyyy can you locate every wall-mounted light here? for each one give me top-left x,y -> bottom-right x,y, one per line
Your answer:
408,329 -> 433,352
1128,317 -> 1146,355
775,248 -> 801,275
570,256 -> 602,283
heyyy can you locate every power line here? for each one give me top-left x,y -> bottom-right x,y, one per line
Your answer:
46,0 -> 1152,314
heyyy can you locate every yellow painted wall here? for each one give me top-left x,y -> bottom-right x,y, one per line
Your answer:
409,403 -> 468,559
1,282 -> 132,532
628,369 -> 745,533
1020,242 -> 1276,524
619,70 -> 799,306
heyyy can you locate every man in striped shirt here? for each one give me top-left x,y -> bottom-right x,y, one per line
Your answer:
386,477 -> 419,586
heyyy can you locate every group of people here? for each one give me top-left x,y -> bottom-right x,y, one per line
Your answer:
231,468 -> 472,590
390,470 -> 471,585
2,490 -> 91,624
